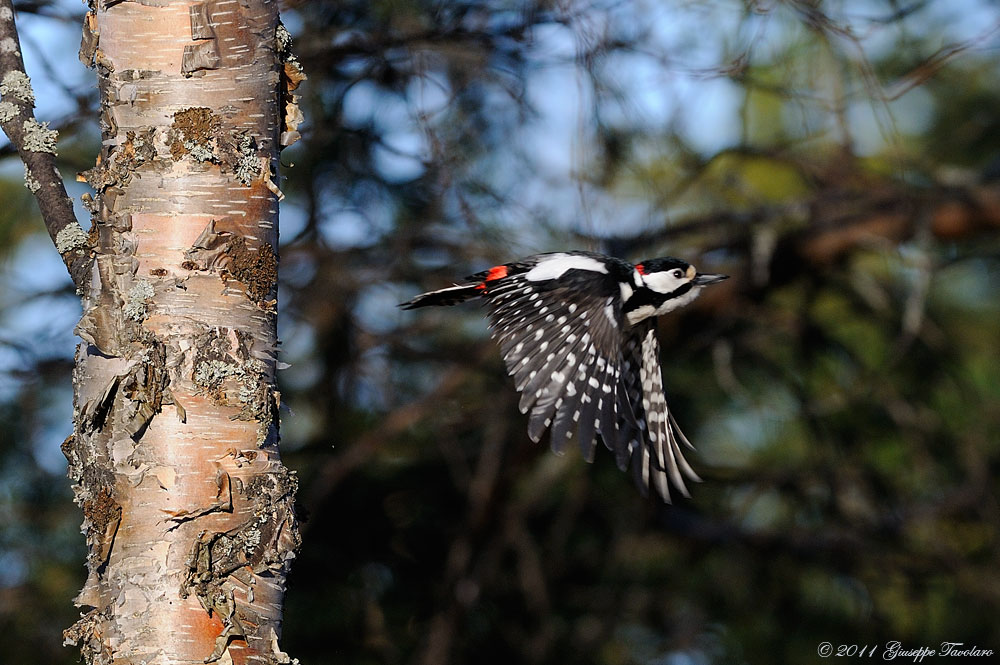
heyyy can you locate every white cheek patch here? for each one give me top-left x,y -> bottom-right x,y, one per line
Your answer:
525,254 -> 608,282
641,271 -> 686,294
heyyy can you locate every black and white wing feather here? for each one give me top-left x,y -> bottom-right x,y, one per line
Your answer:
620,322 -> 701,501
484,271 -> 629,465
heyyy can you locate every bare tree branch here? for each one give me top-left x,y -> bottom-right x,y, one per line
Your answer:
0,0 -> 90,289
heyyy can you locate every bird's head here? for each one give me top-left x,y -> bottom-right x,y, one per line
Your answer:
635,257 -> 728,293
625,257 -> 728,323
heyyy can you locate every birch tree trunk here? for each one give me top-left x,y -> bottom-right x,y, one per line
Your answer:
35,1 -> 305,663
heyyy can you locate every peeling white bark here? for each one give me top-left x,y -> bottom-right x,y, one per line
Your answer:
63,2 -> 300,664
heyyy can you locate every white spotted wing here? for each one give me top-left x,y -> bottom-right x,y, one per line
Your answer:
482,267 -> 700,501
485,271 -> 625,455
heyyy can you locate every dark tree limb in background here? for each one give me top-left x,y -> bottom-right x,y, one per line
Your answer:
593,182 -> 1000,296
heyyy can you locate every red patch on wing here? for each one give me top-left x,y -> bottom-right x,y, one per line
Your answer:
485,265 -> 509,281
635,263 -> 646,275
476,264 -> 509,292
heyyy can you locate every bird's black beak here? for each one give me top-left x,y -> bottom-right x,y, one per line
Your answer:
693,273 -> 729,286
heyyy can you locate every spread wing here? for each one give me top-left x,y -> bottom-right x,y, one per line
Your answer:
480,261 -> 700,502
619,322 -> 701,502
482,270 -> 632,465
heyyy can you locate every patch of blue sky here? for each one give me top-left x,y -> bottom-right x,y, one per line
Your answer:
341,80 -> 429,182
644,0 -> 743,67
316,188 -> 394,249
34,383 -> 73,474
373,133 -> 426,183
354,282 -> 409,336
676,77 -> 744,155
276,197 -> 308,242
906,0 -> 1000,46
0,236 -> 76,472
847,86 -> 936,156
526,21 -> 578,64
274,322 -> 322,396
280,4 -> 304,37
405,69 -> 451,119
340,80 -> 379,129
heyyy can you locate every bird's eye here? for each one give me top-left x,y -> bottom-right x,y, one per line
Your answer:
672,269 -> 684,279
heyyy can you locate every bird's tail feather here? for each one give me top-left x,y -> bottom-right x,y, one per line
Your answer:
399,283 -> 482,309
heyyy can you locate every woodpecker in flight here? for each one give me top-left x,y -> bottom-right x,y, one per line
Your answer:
400,251 -> 728,501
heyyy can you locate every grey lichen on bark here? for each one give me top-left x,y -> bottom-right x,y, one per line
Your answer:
55,221 -> 89,252
0,98 -> 16,121
0,69 -> 33,102
20,116 -> 58,151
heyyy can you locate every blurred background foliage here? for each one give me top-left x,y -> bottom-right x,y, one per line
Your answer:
2,0 -> 1000,663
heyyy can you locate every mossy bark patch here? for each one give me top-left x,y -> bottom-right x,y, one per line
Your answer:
81,485 -> 122,568
169,106 -> 218,161
226,235 -> 277,302
185,221 -> 278,303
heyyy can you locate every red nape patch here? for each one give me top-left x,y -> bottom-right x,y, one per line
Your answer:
635,263 -> 646,275
485,265 -> 509,281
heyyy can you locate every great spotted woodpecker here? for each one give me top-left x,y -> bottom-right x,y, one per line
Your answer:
400,251 -> 728,501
